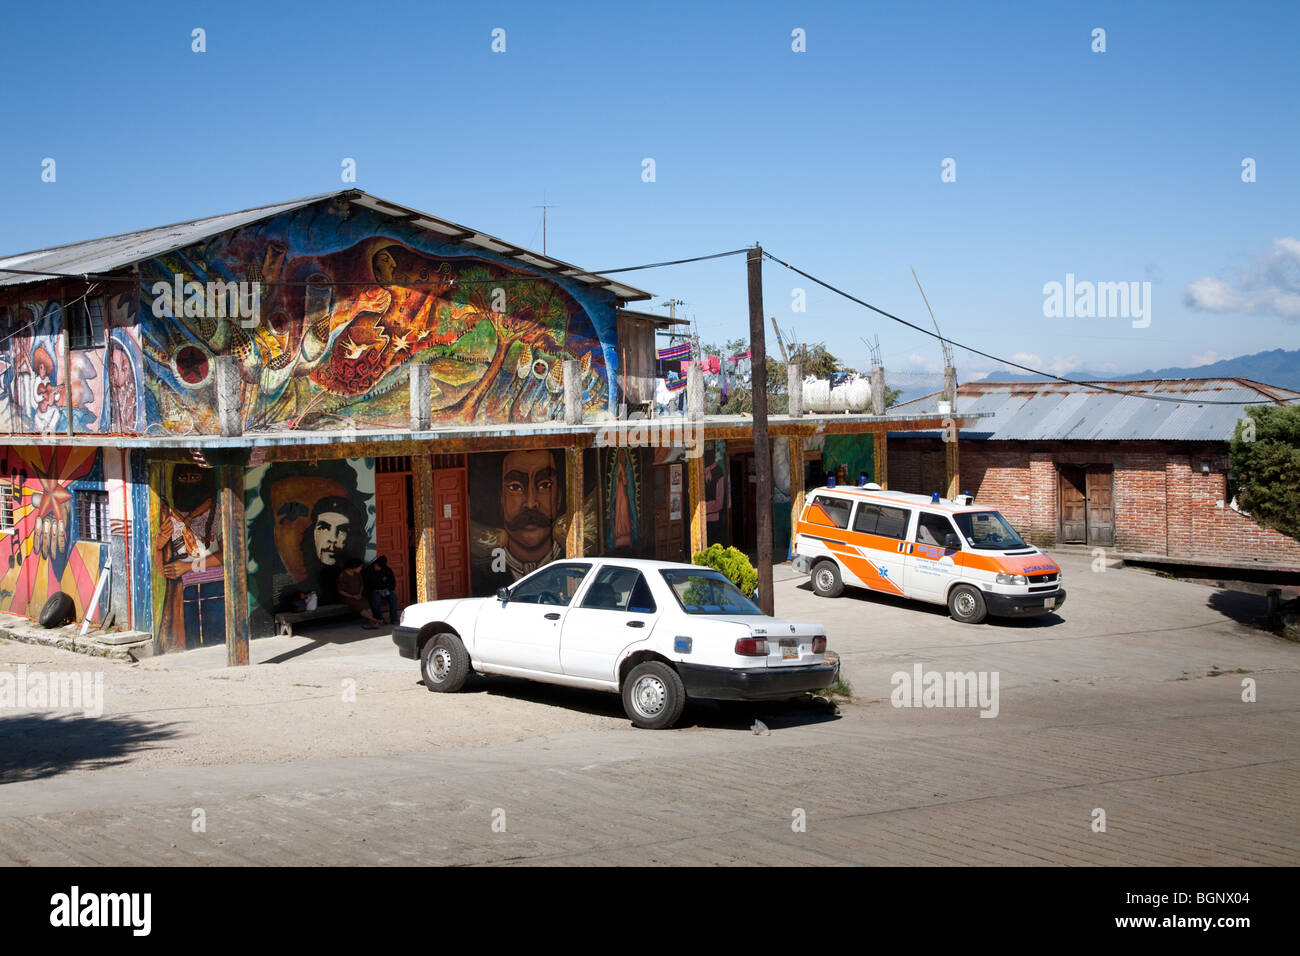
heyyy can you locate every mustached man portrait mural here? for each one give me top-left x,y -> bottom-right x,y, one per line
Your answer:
244,458 -> 375,628
140,202 -> 616,434
468,449 -> 598,596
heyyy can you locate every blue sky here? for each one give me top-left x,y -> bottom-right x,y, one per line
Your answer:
2,0 -> 1296,382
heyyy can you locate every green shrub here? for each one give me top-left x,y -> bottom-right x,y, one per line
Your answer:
692,544 -> 758,598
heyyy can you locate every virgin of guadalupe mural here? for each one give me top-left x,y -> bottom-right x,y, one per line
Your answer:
602,447 -> 644,554
154,463 -> 224,651
142,205 -> 616,433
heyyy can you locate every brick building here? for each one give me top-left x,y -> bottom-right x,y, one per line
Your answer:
888,379 -> 1300,568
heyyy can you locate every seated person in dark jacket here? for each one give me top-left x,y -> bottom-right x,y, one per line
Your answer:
337,558 -> 382,629
364,555 -> 400,625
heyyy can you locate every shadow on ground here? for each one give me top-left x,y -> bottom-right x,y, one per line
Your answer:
1206,589 -> 1271,628
0,713 -> 180,784
260,624 -> 393,665
416,672 -> 842,731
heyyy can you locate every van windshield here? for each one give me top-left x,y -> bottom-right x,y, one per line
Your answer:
953,511 -> 1027,551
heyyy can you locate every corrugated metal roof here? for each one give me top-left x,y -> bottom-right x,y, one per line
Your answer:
0,189 -> 652,301
889,378 -> 1299,442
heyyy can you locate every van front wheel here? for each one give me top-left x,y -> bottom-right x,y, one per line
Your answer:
948,584 -> 987,624
812,561 -> 844,598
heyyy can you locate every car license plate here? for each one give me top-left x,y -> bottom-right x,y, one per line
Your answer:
781,640 -> 799,660
1044,597 -> 1055,608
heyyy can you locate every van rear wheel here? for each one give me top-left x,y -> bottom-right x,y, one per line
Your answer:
812,561 -> 844,598
948,584 -> 987,624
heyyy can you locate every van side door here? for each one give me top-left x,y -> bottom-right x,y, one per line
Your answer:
840,501 -> 911,596
905,511 -> 963,603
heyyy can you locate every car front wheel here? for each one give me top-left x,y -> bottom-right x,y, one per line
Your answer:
421,632 -> 470,692
622,661 -> 686,729
947,584 -> 987,624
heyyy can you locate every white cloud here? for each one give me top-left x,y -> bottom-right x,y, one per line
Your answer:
1184,237 -> 1300,321
1189,350 -> 1221,367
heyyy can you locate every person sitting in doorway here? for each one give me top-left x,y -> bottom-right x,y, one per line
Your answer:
365,554 -> 400,625
337,557 -> 382,629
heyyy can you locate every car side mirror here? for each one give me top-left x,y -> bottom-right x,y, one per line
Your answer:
943,533 -> 960,550
496,587 -> 511,603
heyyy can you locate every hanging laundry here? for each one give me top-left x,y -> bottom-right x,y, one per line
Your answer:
657,342 -> 692,360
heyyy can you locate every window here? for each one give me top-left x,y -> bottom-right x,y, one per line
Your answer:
580,566 -> 657,613
0,480 -> 15,531
660,568 -> 763,616
76,490 -> 110,542
811,495 -> 852,529
66,297 -> 106,350
509,562 -> 590,606
916,512 -> 960,549
953,511 -> 1027,551
852,503 -> 911,539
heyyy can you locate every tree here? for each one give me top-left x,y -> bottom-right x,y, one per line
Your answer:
1228,405 -> 1300,541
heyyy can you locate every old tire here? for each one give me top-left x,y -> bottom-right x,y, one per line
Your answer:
811,560 -> 844,598
421,632 -> 469,692
622,661 -> 687,730
947,584 -> 987,624
38,592 -> 75,629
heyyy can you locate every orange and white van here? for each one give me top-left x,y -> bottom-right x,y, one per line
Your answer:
791,484 -> 1065,623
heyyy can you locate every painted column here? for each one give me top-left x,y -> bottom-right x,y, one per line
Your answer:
565,445 -> 584,558
873,428 -> 889,489
689,446 -> 706,556
788,435 -> 805,522
413,454 -> 437,602
212,449 -> 250,666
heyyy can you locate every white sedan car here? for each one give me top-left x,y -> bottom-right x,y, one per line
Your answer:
392,557 -> 836,729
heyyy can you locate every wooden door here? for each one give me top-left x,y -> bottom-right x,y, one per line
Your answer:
1059,466 -> 1086,543
433,467 -> 469,599
1086,465 -> 1115,546
374,473 -> 412,604
653,463 -> 686,562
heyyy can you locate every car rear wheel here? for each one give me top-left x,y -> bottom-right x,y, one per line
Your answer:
421,632 -> 469,692
811,560 -> 844,598
622,661 -> 686,730
947,584 -> 987,624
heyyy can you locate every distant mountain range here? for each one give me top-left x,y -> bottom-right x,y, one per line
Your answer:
892,348 -> 1300,403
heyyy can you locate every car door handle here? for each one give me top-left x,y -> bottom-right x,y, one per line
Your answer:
626,620 -> 645,628
544,613 -> 560,620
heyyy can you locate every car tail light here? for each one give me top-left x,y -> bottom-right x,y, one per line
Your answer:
812,637 -> 826,654
735,637 -> 769,656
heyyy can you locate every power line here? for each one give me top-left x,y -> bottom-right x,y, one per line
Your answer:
760,250 -> 1261,406
592,248 -> 751,274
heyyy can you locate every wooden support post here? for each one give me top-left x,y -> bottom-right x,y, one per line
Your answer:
788,435 -> 805,526
413,454 -> 437,602
747,246 -> 774,616
787,364 -> 803,418
873,428 -> 889,489
213,450 -> 250,666
688,448 -> 706,557
945,431 -> 960,500
565,446 -> 584,557
410,363 -> 432,432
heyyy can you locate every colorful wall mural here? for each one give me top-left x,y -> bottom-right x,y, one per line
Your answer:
0,292 -> 143,435
0,446 -> 109,624
602,447 -> 645,555
244,458 -> 376,633
140,203 -> 619,433
468,448 -> 599,596
151,461 -> 226,652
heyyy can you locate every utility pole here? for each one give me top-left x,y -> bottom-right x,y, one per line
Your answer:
534,200 -> 557,255
747,246 -> 774,616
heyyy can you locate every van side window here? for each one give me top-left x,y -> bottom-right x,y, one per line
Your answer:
916,513 -> 959,548
853,503 -> 910,539
810,495 -> 852,530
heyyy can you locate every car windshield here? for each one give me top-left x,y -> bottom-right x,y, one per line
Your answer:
660,569 -> 764,616
953,511 -> 1027,551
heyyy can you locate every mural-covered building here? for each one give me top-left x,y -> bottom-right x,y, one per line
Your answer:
0,190 -> 967,657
